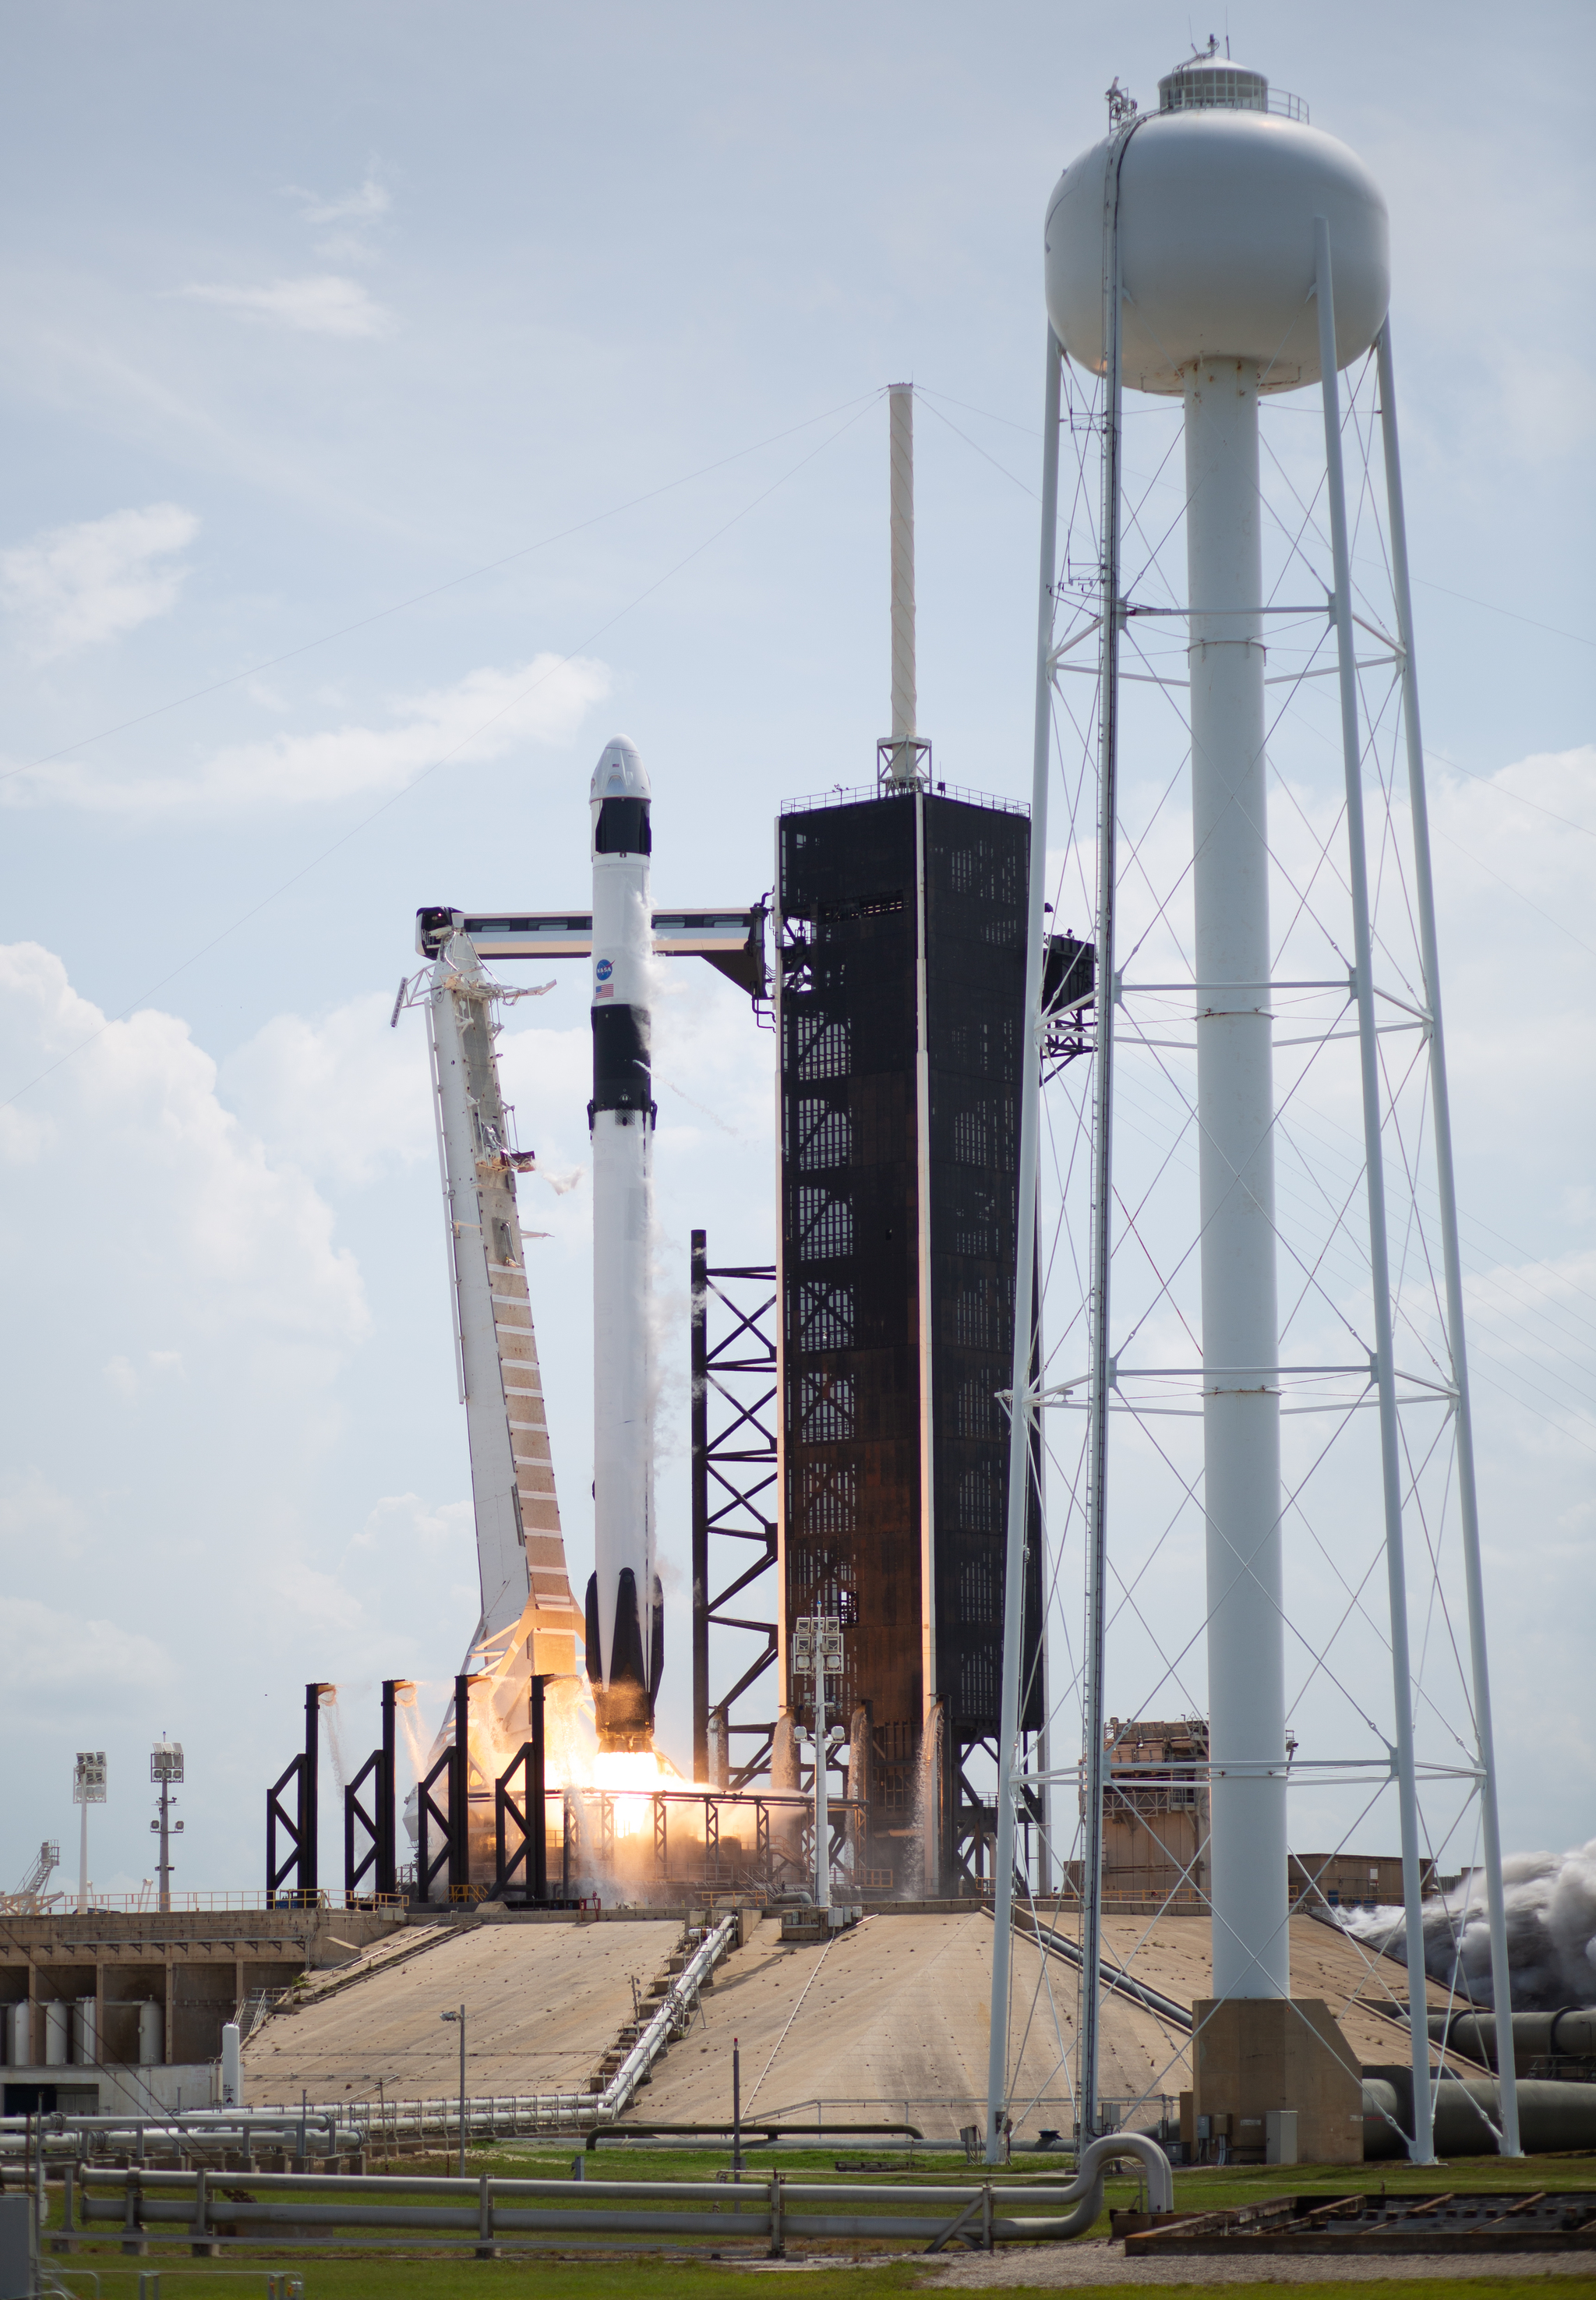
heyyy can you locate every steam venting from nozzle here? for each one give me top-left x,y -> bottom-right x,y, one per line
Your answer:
1345,1836 -> 1596,2010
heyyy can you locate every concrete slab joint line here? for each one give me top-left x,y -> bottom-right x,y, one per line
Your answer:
743,1931 -> 841,2111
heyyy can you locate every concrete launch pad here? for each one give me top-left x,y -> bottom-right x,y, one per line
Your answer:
231,1905 -> 1460,2134
241,1916 -> 678,2105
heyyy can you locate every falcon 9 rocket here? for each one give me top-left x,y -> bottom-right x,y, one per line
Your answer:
586,734 -> 661,1748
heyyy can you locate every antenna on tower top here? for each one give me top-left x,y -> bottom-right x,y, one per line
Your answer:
879,383 -> 930,790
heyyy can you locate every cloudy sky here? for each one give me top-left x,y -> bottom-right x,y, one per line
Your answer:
0,0 -> 1590,1900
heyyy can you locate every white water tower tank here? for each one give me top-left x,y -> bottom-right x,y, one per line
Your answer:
1044,52 -> 1389,390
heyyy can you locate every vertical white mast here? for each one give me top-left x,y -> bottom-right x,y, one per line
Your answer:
890,383 -> 916,768
883,384 -> 930,794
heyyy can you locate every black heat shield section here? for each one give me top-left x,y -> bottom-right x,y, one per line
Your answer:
591,1004 -> 651,1115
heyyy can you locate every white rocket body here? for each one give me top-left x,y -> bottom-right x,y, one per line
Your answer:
586,734 -> 661,1747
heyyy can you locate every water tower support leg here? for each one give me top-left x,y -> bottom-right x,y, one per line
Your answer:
1315,219 -> 1435,2165
1375,320 -> 1520,2158
985,320 -> 1063,2167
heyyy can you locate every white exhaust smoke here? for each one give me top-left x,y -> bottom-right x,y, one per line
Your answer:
1345,1837 -> 1596,2009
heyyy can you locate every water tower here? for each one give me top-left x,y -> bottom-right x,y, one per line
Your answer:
984,48 -> 1521,2164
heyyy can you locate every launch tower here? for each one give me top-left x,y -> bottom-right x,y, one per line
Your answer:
775,391 -> 1043,1894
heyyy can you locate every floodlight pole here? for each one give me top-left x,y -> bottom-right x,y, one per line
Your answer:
75,1765 -> 94,1916
985,316 -> 1064,2168
1315,220 -> 1434,2166
1375,320 -> 1521,2159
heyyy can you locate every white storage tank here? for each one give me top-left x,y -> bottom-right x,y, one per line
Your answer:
71,1997 -> 98,2065
43,2000 -> 69,2066
221,2020 -> 241,2106
2,2002 -> 27,2065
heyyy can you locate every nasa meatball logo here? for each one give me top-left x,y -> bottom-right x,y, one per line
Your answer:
595,959 -> 613,983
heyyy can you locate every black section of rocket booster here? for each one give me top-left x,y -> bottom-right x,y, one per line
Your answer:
584,1567 -> 648,1695
584,1572 -> 602,1683
586,1566 -> 655,1745
610,1568 -> 647,1694
591,1003 -> 652,1118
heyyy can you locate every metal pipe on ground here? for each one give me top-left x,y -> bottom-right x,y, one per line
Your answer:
1426,2008 -> 1596,2072
72,2139 -> 1173,2252
587,2122 -> 923,2148
1363,2073 -> 1596,2158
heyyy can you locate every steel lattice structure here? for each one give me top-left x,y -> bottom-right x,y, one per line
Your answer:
985,104 -> 1520,2168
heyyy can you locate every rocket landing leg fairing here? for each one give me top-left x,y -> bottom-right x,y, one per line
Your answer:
586,735 -> 662,1750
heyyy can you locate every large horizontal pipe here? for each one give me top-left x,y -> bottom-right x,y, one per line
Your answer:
76,2199 -> 1110,2245
77,2168 -> 1128,2208
83,2199 -> 763,2236
72,2140 -> 1171,2245
1426,2007 -> 1596,2070
79,2171 -> 742,2203
1364,2075 -> 1596,2159
590,2121 -> 924,2145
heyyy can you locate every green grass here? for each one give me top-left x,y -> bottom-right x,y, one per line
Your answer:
35,2259 -> 1596,2300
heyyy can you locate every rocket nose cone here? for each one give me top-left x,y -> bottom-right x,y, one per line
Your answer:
591,735 -> 651,804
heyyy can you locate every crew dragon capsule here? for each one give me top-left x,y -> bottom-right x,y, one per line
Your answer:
586,735 -> 662,1748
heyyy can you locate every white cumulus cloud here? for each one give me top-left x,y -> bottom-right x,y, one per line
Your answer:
180,274 -> 390,339
288,174 -> 390,228
221,991 -> 435,1186
0,503 -> 198,661
6,652 -> 611,816
0,941 -> 369,1358
0,1595 -> 170,1698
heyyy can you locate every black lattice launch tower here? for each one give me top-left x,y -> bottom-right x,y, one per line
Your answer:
775,783 -> 1043,1893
